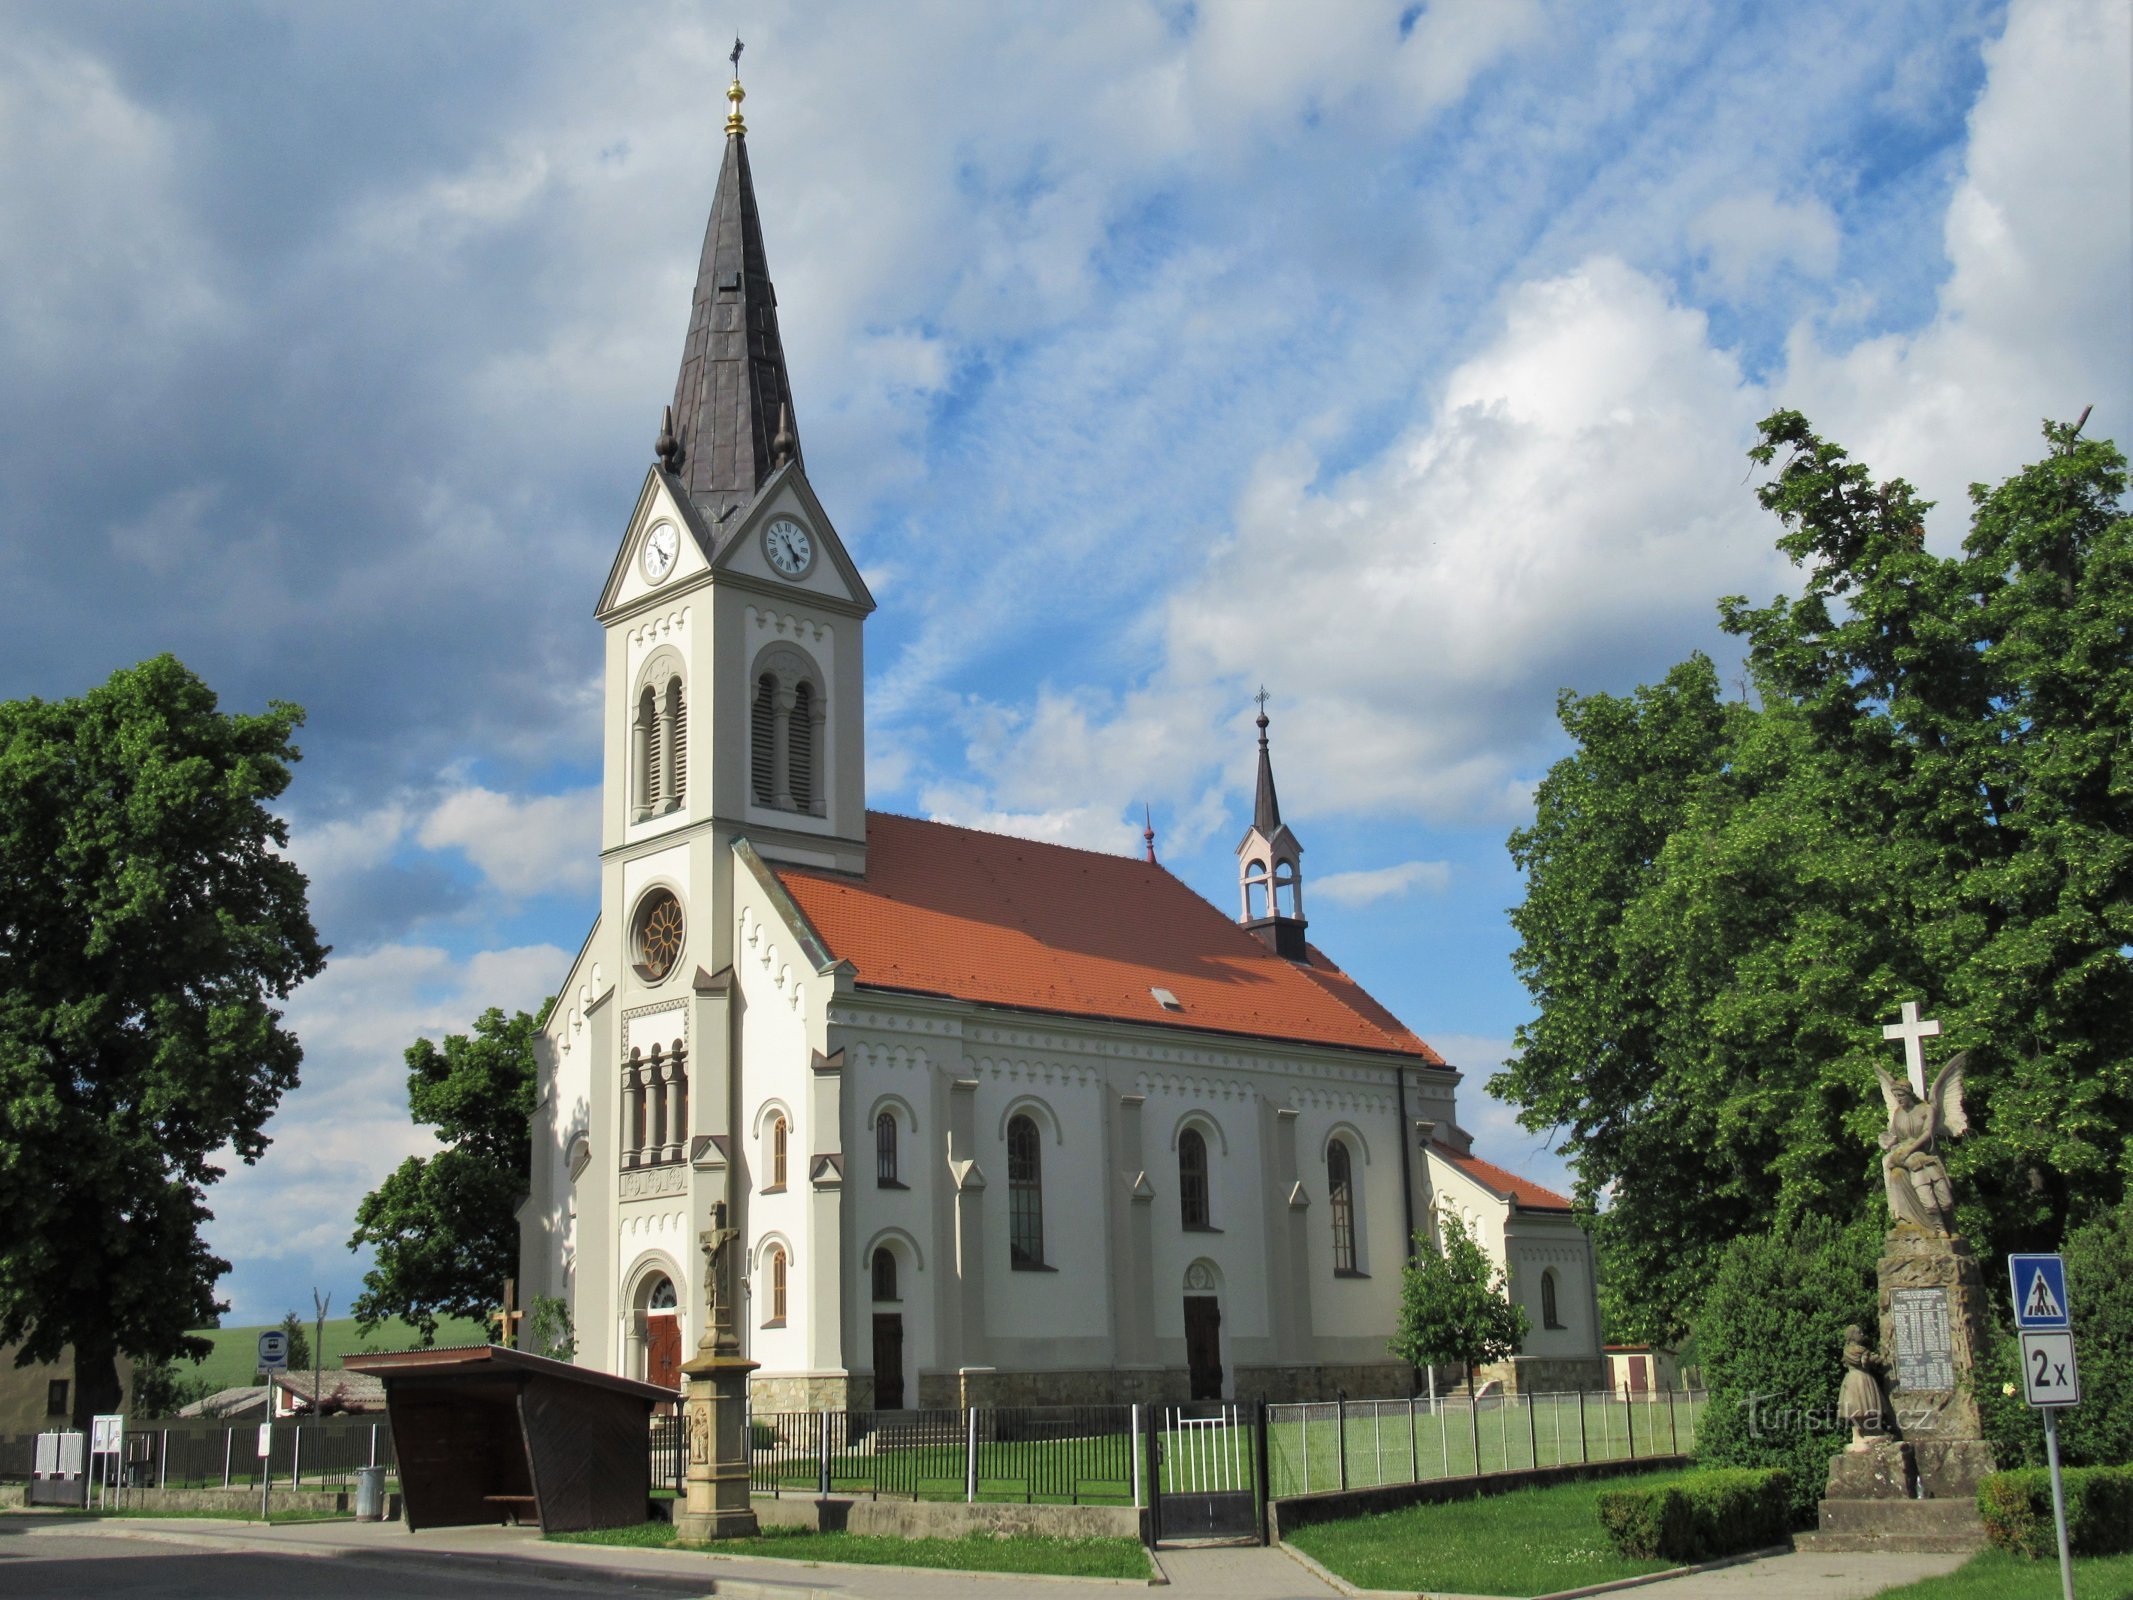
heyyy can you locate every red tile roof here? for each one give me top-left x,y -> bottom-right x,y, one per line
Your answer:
1432,1142 -> 1575,1212
771,812 -> 1444,1062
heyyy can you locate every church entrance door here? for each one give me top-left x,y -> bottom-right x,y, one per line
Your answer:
1184,1296 -> 1223,1401
872,1315 -> 905,1410
646,1314 -> 682,1393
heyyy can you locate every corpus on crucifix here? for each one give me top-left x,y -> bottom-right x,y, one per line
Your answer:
698,1201 -> 740,1352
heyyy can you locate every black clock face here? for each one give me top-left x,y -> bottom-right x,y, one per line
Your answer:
764,518 -> 813,577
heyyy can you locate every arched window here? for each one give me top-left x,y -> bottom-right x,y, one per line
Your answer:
1328,1140 -> 1357,1274
871,1247 -> 898,1302
751,675 -> 777,804
1273,860 -> 1299,918
768,1248 -> 788,1325
1542,1268 -> 1563,1330
789,681 -> 815,810
635,686 -> 661,816
648,1275 -> 678,1311
1243,862 -> 1269,921
1179,1128 -> 1211,1230
876,1111 -> 899,1186
770,1116 -> 789,1190
1007,1114 -> 1045,1269
665,677 -> 687,803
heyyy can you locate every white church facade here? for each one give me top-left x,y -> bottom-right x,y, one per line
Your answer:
517,70 -> 1604,1410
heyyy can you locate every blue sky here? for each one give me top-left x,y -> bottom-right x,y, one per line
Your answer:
1,0 -> 2127,1330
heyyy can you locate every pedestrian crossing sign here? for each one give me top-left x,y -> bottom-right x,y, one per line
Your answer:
2010,1253 -> 2070,1330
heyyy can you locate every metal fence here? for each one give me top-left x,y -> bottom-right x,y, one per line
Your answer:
742,1405 -> 1139,1504
1265,1388 -> 1707,1500
0,1420 -> 398,1492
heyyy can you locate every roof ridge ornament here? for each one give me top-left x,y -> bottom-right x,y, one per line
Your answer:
1143,803 -> 1157,864
726,37 -> 747,137
772,401 -> 796,468
655,404 -> 683,473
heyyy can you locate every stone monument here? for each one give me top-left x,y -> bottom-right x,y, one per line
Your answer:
672,1200 -> 760,1543
1804,1003 -> 1995,1553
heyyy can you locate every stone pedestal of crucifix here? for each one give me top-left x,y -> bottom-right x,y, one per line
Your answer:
672,1201 -> 759,1544
1803,1002 -> 1996,1554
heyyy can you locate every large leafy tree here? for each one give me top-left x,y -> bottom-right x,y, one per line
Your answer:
1494,414 -> 2133,1342
0,656 -> 326,1428
349,1002 -> 550,1342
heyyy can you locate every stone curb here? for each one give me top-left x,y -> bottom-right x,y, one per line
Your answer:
20,1514 -> 1165,1590
1274,1539 -> 1795,1600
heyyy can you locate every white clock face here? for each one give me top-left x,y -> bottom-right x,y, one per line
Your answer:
640,523 -> 679,582
763,517 -> 814,578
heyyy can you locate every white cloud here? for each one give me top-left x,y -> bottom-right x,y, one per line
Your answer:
1314,860 -> 1452,908
416,783 -> 600,899
206,939 -> 567,1324
1689,191 -> 1841,295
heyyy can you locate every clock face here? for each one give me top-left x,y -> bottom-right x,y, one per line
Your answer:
640,523 -> 679,582
763,517 -> 814,578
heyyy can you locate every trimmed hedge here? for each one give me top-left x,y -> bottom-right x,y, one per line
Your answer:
1977,1466 -> 2133,1558
1596,1467 -> 1793,1562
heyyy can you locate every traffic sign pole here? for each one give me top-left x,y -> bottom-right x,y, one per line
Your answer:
2041,1409 -> 2074,1600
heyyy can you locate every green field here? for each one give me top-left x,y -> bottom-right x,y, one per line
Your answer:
178,1315 -> 490,1390
1285,1472 -> 1688,1597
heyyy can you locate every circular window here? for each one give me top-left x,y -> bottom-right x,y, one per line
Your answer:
634,889 -> 685,981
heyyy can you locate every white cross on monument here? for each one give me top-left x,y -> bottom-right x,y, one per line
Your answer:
1883,1000 -> 1942,1097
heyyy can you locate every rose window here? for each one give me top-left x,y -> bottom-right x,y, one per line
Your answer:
635,890 -> 685,981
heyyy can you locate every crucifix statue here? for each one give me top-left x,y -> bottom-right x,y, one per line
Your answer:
1873,1002 -> 1969,1235
488,1277 -> 525,1350
698,1201 -> 741,1353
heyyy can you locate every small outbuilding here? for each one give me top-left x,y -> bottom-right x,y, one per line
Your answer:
342,1344 -> 675,1533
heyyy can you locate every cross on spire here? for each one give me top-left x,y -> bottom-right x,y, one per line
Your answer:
1882,1000 -> 1942,1097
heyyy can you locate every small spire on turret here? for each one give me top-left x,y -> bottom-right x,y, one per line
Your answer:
725,37 -> 747,136
1237,687 -> 1306,959
1143,804 -> 1158,865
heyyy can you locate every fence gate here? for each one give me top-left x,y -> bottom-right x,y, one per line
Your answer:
1146,1402 -> 1264,1546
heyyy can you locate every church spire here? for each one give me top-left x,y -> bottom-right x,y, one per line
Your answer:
1236,691 -> 1307,959
662,39 -> 802,523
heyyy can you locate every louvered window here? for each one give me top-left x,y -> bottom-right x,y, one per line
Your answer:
667,678 -> 687,802
751,676 -> 776,804
790,681 -> 815,810
638,686 -> 661,812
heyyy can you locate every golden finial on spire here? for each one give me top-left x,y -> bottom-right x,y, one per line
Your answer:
725,36 -> 747,136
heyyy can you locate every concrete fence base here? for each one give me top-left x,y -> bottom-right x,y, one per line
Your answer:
744,1493 -> 1144,1542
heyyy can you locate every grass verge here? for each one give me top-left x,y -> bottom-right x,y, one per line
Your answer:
550,1521 -> 1151,1579
1867,1548 -> 2133,1599
1284,1474 -> 1689,1598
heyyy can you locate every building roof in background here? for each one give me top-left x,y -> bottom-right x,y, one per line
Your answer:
770,812 -> 1446,1062
272,1370 -> 387,1413
177,1385 -> 269,1419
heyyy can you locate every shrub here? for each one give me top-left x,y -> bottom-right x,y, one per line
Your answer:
1983,1196 -> 2133,1471
1977,1466 -> 2133,1558
1693,1213 -> 1879,1524
1596,1468 -> 1794,1562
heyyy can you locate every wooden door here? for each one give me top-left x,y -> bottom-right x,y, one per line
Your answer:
1629,1354 -> 1649,1394
1183,1296 -> 1223,1400
646,1314 -> 682,1393
872,1314 -> 905,1411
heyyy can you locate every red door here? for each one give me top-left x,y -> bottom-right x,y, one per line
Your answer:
1629,1354 -> 1649,1394
647,1314 -> 682,1393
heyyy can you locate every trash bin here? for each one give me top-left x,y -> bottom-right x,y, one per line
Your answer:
354,1465 -> 388,1521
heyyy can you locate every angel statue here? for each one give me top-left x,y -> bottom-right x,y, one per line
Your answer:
1875,1048 -> 1969,1235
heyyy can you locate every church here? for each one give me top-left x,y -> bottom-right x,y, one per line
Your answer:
517,66 -> 1604,1411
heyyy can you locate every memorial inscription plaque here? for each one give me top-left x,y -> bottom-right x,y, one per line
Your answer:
1890,1286 -> 1954,1391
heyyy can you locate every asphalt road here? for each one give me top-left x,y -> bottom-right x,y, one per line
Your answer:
0,1526 -> 718,1600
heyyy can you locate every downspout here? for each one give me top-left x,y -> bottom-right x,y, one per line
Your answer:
1396,1064 -> 1417,1263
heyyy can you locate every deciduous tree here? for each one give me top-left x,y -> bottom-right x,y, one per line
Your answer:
1390,1213 -> 1530,1381
0,656 -> 326,1428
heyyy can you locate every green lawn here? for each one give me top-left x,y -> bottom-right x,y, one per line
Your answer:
1867,1548 -> 2133,1600
177,1316 -> 490,1390
550,1521 -> 1152,1579
1284,1472 -> 1691,1598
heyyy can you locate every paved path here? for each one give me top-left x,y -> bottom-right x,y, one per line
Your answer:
1,1515 -> 1970,1600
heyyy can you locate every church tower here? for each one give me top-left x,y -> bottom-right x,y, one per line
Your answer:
1237,694 -> 1307,959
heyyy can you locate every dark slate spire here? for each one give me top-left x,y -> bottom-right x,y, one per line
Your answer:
1252,686 -> 1281,835
663,53 -> 801,522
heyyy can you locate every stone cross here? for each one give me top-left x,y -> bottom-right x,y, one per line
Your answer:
489,1277 -> 525,1350
1882,1001 -> 1943,1097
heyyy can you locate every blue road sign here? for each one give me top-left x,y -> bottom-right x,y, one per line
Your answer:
2010,1253 -> 2070,1331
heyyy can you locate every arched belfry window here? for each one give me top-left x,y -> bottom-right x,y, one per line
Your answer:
632,659 -> 686,820
1179,1128 -> 1211,1230
871,1247 -> 898,1302
1243,861 -> 1269,921
1007,1114 -> 1045,1269
748,645 -> 826,817
665,676 -> 687,803
1542,1268 -> 1563,1330
1273,860 -> 1299,918
1328,1139 -> 1358,1275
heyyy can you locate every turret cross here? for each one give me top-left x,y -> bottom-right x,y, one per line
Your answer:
1882,1000 -> 1942,1097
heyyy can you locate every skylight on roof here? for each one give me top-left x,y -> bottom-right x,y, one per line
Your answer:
1150,987 -> 1184,1011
